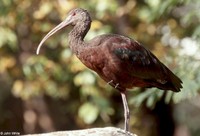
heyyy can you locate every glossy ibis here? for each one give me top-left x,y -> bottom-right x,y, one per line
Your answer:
36,8 -> 182,131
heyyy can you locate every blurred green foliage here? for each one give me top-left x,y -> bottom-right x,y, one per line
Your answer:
0,0 -> 200,135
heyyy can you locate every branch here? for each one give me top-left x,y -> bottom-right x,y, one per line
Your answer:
23,127 -> 137,136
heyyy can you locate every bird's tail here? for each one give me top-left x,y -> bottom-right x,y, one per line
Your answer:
155,70 -> 182,92
148,67 -> 183,92
167,70 -> 182,92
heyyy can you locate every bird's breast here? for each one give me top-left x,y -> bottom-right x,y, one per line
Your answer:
78,47 -> 106,72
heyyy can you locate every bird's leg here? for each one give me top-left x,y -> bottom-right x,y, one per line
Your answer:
120,92 -> 130,132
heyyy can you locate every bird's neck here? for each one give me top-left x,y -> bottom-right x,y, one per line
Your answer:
68,21 -> 91,55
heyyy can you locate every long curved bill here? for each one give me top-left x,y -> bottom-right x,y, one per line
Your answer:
36,16 -> 72,55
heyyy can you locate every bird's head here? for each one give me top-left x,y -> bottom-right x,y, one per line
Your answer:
67,8 -> 91,26
36,8 -> 91,55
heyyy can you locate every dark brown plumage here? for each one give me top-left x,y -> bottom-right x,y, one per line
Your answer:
36,8 -> 182,131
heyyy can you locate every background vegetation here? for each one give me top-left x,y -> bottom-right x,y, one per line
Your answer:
0,0 -> 200,136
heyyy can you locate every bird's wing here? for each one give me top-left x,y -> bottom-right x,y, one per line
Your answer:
88,34 -> 182,91
112,38 -> 169,81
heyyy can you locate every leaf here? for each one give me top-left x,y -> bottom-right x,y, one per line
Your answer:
78,102 -> 99,124
0,27 -> 17,50
74,71 -> 96,86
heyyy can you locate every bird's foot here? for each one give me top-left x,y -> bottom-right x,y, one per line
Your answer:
107,80 -> 120,89
115,83 -> 119,88
117,128 -> 137,136
107,80 -> 113,85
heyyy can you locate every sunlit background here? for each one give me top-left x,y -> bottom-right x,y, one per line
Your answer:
0,0 -> 200,136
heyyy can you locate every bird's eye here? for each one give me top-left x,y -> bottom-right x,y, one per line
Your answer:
72,12 -> 76,16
